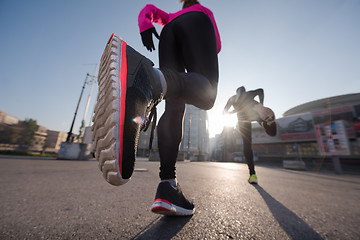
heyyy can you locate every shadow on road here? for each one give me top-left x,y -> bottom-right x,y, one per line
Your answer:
253,185 -> 323,240
130,215 -> 192,240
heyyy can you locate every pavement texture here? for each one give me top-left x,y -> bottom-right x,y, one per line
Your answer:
0,155 -> 359,240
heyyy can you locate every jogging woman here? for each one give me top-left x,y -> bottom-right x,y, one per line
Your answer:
92,0 -> 221,216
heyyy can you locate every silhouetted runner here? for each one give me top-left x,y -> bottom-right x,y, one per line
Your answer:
224,86 -> 277,184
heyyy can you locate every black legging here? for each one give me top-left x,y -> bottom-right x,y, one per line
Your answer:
157,12 -> 219,180
238,120 -> 255,175
237,108 -> 267,175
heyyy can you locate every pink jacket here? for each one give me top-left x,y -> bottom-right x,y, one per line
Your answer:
138,4 -> 221,53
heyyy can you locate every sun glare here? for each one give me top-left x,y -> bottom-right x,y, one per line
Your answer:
208,108 -> 237,138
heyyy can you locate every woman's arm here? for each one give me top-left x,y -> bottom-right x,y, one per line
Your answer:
138,4 -> 169,33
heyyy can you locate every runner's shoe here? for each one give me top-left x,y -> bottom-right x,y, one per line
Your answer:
261,119 -> 277,137
253,104 -> 277,137
151,182 -> 195,216
248,174 -> 258,184
92,33 -> 163,186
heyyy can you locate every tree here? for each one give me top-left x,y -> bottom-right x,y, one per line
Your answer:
15,119 -> 38,150
0,124 -> 21,144
0,118 -> 38,151
77,120 -> 85,143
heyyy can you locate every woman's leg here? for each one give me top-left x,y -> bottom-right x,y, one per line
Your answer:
159,12 -> 219,108
157,99 -> 185,180
239,121 -> 255,175
157,12 -> 219,180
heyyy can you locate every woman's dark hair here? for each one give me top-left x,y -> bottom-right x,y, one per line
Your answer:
180,0 -> 199,9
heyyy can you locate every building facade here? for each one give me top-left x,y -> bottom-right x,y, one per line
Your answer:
137,105 -> 210,161
29,125 -> 48,152
180,105 -> 210,160
0,110 -> 68,153
45,130 -> 68,153
215,93 -> 360,163
0,110 -> 19,125
137,121 -> 157,157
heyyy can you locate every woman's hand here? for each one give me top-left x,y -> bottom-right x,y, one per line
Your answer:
140,28 -> 160,52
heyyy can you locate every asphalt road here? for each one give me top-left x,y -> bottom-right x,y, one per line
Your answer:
0,155 -> 359,240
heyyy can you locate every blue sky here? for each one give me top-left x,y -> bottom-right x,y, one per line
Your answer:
1,0 -> 359,137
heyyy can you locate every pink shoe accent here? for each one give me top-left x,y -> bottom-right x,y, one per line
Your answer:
118,41 -> 127,176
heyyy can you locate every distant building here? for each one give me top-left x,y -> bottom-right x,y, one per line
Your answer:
217,93 -> 360,163
138,105 -> 210,161
29,125 -> 48,152
180,105 -> 209,160
0,110 -> 19,125
0,110 -> 67,153
209,136 -> 218,161
137,121 -> 157,157
45,130 -> 67,153
0,111 -> 20,151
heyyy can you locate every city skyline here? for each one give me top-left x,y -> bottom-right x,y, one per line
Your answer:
1,0 -> 359,138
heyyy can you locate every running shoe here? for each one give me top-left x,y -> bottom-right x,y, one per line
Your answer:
261,119 -> 277,137
253,104 -> 277,136
151,182 -> 195,216
248,174 -> 258,184
92,33 -> 163,186
258,105 -> 277,137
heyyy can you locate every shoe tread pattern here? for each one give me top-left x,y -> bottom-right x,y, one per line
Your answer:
92,34 -> 128,186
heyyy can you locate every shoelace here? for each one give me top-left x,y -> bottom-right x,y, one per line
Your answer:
141,100 -> 161,150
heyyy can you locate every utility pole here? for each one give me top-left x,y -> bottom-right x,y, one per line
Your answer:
66,73 -> 89,142
80,64 -> 97,140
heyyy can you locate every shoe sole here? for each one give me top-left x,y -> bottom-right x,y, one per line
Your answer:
260,106 -> 277,136
151,199 -> 194,216
92,33 -> 130,186
262,120 -> 277,136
